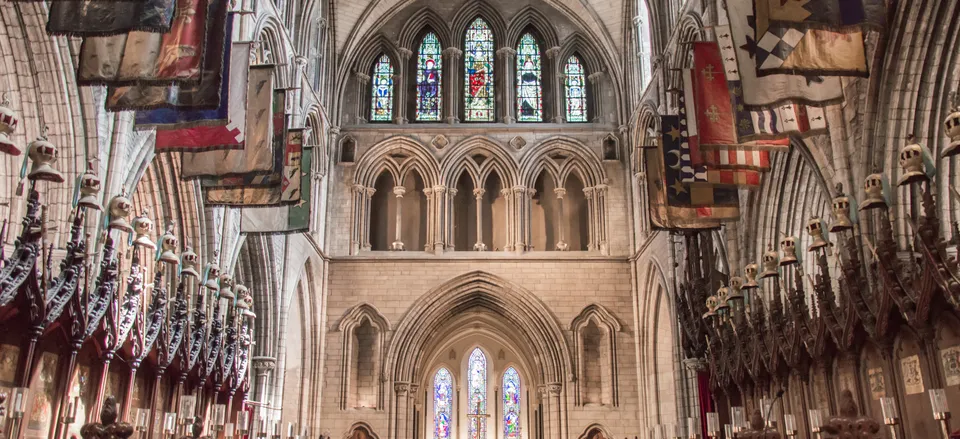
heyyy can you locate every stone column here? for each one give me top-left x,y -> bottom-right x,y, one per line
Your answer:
545,47 -> 564,123
595,183 -> 608,254
554,188 -> 568,251
583,187 -> 596,251
407,384 -> 419,439
473,188 -> 487,251
501,188 -> 514,252
394,383 -> 410,439
363,187 -> 376,250
442,47 -> 462,124
588,71 -> 606,123
497,47 -> 517,123
549,383 -> 564,439
512,186 -> 527,252
350,184 -> 364,254
251,356 -> 277,406
446,188 -> 458,251
354,70 -> 371,123
433,186 -> 447,253
538,386 -> 553,439
423,188 -> 435,252
394,48 -> 413,124
392,186 -> 406,251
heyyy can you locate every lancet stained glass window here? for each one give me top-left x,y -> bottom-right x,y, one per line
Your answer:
416,32 -> 443,121
370,54 -> 394,122
564,55 -> 588,122
468,348 -> 488,439
463,18 -> 495,121
636,0 -> 653,90
515,33 -> 543,122
434,367 -> 453,439
503,367 -> 521,438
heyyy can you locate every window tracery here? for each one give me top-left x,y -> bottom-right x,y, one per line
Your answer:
417,32 -> 443,121
564,55 -> 588,123
464,18 -> 495,122
434,367 -> 454,439
503,367 -> 521,438
515,33 -> 543,122
467,348 -> 488,439
371,54 -> 394,122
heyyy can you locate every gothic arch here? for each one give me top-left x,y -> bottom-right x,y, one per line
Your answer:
450,3 -> 508,49
504,7 -> 560,50
571,304 -> 622,406
254,15 -> 294,86
386,271 -> 572,384
342,422 -> 381,439
338,303 -> 391,410
354,136 -> 440,188
519,136 -> 606,188
439,136 -> 519,189
397,8 -> 451,51
577,424 -> 614,439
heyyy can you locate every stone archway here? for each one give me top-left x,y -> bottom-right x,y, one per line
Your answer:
385,270 -> 573,439
343,422 -> 380,439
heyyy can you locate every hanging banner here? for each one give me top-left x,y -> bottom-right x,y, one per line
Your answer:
47,0 -> 176,37
205,128 -> 304,207
180,65 -> 275,178
240,145 -> 313,235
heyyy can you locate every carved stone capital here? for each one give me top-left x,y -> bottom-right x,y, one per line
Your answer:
497,47 -> 517,59
394,382 -> 410,395
393,186 -> 406,197
398,47 -> 413,60
443,47 -> 463,60
554,188 -> 567,198
682,357 -> 707,372
473,188 -> 486,199
365,187 -> 377,196
545,46 -> 562,59
251,356 -> 277,372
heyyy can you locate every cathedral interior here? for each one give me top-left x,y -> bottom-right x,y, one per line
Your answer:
0,0 -> 957,438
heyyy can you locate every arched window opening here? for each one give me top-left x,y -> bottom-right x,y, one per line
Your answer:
370,54 -> 394,122
502,367 -> 521,438
369,172 -> 395,250
531,171 -> 559,251
564,173 -> 589,251
564,55 -> 588,122
467,348 -> 488,439
484,171 -> 504,251
515,33 -> 543,122
416,32 -> 443,121
434,368 -> 454,439
454,171 -> 476,251
350,318 -> 378,408
400,170 -> 428,251
581,320 -> 606,404
636,0 -> 653,90
464,18 -> 495,122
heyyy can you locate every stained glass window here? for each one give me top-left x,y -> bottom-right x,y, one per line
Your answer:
515,33 -> 542,122
637,0 -> 653,90
564,55 -> 587,122
463,18 -> 495,122
434,368 -> 453,439
468,348 -> 488,439
503,367 -> 521,438
416,32 -> 443,121
370,54 -> 394,122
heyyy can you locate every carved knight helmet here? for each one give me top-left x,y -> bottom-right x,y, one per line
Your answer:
830,184 -> 854,233
218,274 -> 235,300
860,172 -> 888,210
131,212 -> 156,250
203,261 -> 221,291
158,226 -> 179,265
759,246 -> 779,279
27,131 -> 64,183
180,247 -> 200,279
779,236 -> 798,266
806,217 -> 829,251
742,263 -> 759,289
0,94 -> 21,156
897,135 -> 928,186
107,193 -> 134,233
77,160 -> 102,211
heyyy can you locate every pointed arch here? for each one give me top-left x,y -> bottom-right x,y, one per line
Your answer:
440,136 -> 519,189
386,271 -> 571,384
502,366 -> 522,438
450,3 -> 507,48
433,366 -> 455,439
397,8 -> 452,50
369,54 -> 395,122
338,303 -> 391,410
467,347 -> 489,439
504,7 -> 560,50
354,136 -> 440,188
519,136 -> 606,188
563,54 -> 589,122
414,31 -> 444,122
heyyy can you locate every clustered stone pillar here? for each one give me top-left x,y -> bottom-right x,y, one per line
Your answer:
394,383 -> 409,439
497,47 -> 517,124
583,185 -> 609,254
554,187 -> 568,251
545,46 -> 565,123
512,186 -> 536,251
589,71 -> 605,123
500,188 -> 514,251
442,47 -> 463,124
473,188 -> 487,251
394,48 -> 413,124
392,186 -> 406,251
354,70 -> 371,123
421,185 -> 457,254
423,188 -> 435,251
251,356 -> 277,406
350,184 -> 376,254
